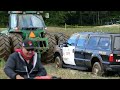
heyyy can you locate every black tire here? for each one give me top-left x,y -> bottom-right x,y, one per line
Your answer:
9,33 -> 23,52
54,56 -> 62,68
92,62 -> 104,76
0,33 -> 11,61
41,32 -> 57,63
54,32 -> 69,45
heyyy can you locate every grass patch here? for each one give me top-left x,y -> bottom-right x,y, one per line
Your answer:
0,60 -> 120,79
0,59 -> 9,79
44,63 -> 120,79
47,24 -> 120,37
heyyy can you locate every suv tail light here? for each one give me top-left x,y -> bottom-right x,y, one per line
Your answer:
109,53 -> 114,62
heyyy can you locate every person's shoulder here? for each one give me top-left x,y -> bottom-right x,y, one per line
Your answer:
10,52 -> 19,57
7,52 -> 19,61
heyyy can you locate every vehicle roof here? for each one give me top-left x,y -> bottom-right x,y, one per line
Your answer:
74,32 -> 120,36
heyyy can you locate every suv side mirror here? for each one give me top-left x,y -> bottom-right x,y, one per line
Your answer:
45,13 -> 49,18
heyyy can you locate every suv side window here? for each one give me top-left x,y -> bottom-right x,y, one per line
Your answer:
76,35 -> 87,49
98,37 -> 110,50
114,36 -> 120,50
86,36 -> 100,49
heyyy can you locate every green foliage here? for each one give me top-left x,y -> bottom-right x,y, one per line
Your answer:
0,11 -> 8,27
45,11 -> 67,26
1,11 -> 120,27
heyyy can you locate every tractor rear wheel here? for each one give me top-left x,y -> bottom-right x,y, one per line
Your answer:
9,33 -> 23,52
41,32 -> 57,63
0,33 -> 11,61
54,32 -> 69,45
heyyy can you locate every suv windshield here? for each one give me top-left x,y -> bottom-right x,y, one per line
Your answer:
67,33 -> 79,46
10,14 -> 46,29
114,36 -> 120,50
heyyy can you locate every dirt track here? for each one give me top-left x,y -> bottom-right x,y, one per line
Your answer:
44,63 -> 120,79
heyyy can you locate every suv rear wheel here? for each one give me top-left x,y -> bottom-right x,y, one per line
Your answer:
92,62 -> 104,76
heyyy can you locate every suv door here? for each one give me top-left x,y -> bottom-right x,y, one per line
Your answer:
62,33 -> 79,65
85,36 -> 100,67
74,34 -> 88,66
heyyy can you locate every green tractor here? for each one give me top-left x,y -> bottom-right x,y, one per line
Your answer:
0,11 -> 56,63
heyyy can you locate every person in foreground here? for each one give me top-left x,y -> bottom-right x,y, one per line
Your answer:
4,39 -> 47,79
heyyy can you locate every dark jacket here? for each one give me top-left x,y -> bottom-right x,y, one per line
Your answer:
4,52 -> 47,79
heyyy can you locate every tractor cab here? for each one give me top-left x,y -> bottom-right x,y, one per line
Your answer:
7,11 -> 49,55
8,11 -> 47,32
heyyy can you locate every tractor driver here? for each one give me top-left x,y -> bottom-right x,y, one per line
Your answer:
4,39 -> 47,79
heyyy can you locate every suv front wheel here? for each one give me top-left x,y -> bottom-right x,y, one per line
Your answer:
54,56 -> 63,68
92,62 -> 104,76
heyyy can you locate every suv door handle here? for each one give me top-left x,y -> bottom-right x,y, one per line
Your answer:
73,49 -> 74,53
81,50 -> 84,54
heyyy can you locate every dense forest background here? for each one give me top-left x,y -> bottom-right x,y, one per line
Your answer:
0,11 -> 120,27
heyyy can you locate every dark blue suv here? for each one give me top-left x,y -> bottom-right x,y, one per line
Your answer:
54,32 -> 120,76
